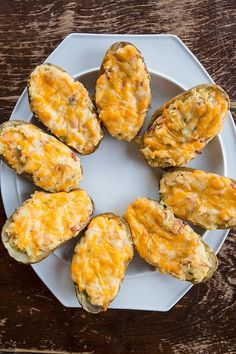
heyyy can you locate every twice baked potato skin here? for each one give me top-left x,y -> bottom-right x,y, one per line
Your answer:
124,198 -> 217,283
28,63 -> 103,155
95,42 -> 151,141
140,84 -> 229,168
71,213 -> 133,313
0,121 -> 82,192
1,190 -> 94,264
160,168 -> 236,229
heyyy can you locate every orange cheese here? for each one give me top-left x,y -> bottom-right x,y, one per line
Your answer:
71,214 -> 133,309
0,123 -> 82,192
29,64 -> 103,154
5,190 -> 93,260
95,44 -> 151,141
124,198 -> 213,282
141,85 -> 229,167
160,169 -> 236,229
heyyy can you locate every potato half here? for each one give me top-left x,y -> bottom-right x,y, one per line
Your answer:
28,63 -> 103,155
71,213 -> 133,313
124,198 -> 217,283
95,42 -> 151,141
141,84 -> 229,167
1,190 -> 94,264
160,168 -> 236,229
0,121 -> 82,192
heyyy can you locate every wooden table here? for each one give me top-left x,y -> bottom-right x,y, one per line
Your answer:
0,1 -> 235,353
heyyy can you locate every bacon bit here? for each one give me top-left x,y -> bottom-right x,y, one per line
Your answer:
39,140 -> 46,147
71,152 -> 78,161
163,209 -> 168,218
148,125 -> 156,133
68,94 -> 77,105
173,219 -> 183,234
57,165 -> 63,171
9,232 -> 16,240
127,54 -> 138,61
71,225 -> 78,233
105,68 -> 112,80
231,182 -> 236,191
181,260 -> 191,266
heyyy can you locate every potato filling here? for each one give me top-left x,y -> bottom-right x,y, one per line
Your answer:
160,169 -> 236,229
29,64 -> 103,154
71,214 -> 133,309
0,123 -> 82,192
124,198 -> 214,282
95,44 -> 151,141
5,190 -> 93,260
141,85 -> 228,167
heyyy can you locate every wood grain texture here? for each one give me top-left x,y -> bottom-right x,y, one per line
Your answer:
0,0 -> 235,353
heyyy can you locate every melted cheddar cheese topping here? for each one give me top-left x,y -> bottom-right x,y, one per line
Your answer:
29,64 -> 103,154
95,44 -> 151,141
71,214 -> 133,310
141,85 -> 228,167
124,198 -> 213,282
5,190 -> 93,261
160,169 -> 236,229
0,123 -> 82,192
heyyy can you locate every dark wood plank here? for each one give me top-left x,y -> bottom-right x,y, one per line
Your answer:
0,0 -> 235,353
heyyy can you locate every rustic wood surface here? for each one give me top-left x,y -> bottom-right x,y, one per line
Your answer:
0,0 -> 235,353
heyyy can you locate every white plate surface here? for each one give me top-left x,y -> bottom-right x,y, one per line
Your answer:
1,34 -> 236,311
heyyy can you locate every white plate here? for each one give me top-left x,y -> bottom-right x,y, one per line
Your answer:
1,34 -> 236,311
